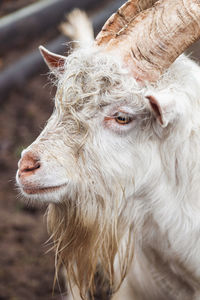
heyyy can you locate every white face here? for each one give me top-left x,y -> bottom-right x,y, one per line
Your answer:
16,49 -> 160,205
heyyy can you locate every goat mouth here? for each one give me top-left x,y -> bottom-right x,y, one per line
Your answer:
22,184 -> 67,195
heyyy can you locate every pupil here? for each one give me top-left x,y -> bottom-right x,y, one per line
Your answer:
118,116 -> 126,121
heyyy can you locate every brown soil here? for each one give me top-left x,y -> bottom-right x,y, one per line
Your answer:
0,74 -> 66,299
0,1 -> 65,299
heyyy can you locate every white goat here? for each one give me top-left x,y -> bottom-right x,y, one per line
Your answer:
16,0 -> 200,299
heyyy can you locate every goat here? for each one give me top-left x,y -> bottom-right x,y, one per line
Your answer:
16,0 -> 200,299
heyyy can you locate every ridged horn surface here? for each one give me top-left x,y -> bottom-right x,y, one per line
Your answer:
95,0 -> 158,46
106,0 -> 200,81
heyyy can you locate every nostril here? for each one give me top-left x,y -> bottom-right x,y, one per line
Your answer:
23,161 -> 40,173
19,152 -> 41,176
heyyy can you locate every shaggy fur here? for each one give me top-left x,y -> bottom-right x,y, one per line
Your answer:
17,44 -> 200,300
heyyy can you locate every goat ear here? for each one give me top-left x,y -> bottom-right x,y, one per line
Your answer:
39,46 -> 66,74
146,93 -> 176,127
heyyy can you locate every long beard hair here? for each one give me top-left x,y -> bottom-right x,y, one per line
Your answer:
47,190 -> 134,299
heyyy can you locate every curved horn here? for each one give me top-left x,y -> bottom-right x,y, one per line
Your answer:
105,0 -> 200,82
95,0 -> 158,46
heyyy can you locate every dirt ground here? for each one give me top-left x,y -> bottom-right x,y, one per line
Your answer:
0,75 -> 62,300
0,1 -> 66,299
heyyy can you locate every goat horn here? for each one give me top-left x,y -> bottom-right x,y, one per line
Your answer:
105,0 -> 200,82
95,0 -> 158,46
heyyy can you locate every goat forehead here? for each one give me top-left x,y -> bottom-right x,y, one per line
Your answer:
55,49 -> 142,114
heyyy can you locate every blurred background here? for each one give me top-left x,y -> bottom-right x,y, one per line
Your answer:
0,0 -> 200,299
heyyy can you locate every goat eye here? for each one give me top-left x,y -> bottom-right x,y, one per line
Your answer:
114,112 -> 133,125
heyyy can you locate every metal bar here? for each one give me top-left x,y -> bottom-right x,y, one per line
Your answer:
0,0 -> 103,55
0,36 -> 68,102
0,0 -> 125,101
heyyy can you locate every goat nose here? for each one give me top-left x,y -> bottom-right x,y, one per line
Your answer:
18,152 -> 40,177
